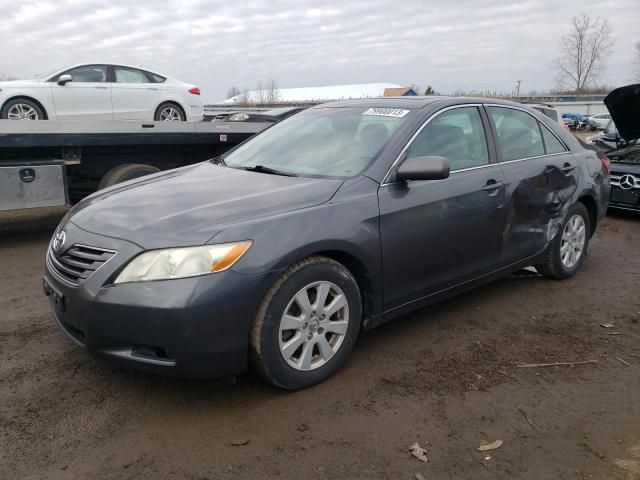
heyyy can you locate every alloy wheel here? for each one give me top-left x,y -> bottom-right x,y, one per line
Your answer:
159,106 -> 182,121
560,214 -> 586,269
278,281 -> 349,371
7,103 -> 39,120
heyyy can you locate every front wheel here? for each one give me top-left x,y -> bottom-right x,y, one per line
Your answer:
1,98 -> 45,120
536,202 -> 590,279
250,256 -> 362,390
154,102 -> 186,121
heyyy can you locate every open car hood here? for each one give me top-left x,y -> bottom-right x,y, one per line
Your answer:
604,83 -> 640,143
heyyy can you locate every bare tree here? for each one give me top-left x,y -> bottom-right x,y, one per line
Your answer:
409,83 -> 421,95
554,14 -> 614,96
264,78 -> 280,104
226,85 -> 241,99
255,81 -> 266,105
424,85 -> 437,95
236,88 -> 253,107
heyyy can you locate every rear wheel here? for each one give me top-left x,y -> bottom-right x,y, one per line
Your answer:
1,98 -> 45,120
536,202 -> 590,279
98,163 -> 161,189
250,256 -> 361,390
154,102 -> 186,121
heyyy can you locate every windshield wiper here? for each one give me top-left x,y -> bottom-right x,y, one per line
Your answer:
241,165 -> 297,177
210,156 -> 226,166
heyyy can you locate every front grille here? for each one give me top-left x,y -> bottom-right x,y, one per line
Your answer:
47,244 -> 116,286
610,173 -> 640,189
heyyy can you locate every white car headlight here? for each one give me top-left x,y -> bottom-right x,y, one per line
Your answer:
114,241 -> 252,284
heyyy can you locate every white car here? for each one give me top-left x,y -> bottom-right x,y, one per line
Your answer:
587,113 -> 611,130
0,63 -> 204,122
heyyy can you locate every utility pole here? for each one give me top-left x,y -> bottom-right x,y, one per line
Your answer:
515,80 -> 522,97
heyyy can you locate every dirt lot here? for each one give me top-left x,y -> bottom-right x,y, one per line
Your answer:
1,207 -> 639,480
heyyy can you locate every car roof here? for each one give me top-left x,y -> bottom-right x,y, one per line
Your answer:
319,96 -> 532,110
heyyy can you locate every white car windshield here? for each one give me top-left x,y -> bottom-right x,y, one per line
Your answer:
223,107 -> 412,178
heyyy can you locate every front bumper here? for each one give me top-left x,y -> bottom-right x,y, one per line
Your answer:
43,221 -> 274,378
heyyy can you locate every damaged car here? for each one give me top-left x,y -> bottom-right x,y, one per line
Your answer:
43,97 -> 610,389
604,83 -> 640,212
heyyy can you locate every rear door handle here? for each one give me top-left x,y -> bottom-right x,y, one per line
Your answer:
561,163 -> 575,173
147,87 -> 159,91
482,180 -> 503,192
94,86 -> 108,89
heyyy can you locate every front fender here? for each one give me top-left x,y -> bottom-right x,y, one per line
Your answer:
0,86 -> 54,118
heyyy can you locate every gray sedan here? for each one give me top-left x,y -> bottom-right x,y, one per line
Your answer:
44,96 -> 610,389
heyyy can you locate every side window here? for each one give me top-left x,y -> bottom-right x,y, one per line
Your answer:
115,67 -> 150,83
147,72 -> 166,83
406,107 -> 489,171
489,107 -> 545,161
58,65 -> 107,83
540,124 -> 567,154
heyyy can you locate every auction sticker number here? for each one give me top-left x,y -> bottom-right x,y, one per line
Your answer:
362,108 -> 409,118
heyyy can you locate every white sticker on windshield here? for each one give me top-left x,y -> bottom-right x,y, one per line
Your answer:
362,108 -> 410,118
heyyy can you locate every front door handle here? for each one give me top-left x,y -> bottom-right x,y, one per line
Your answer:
94,86 -> 108,89
482,180 -> 503,192
147,87 -> 159,91
561,163 -> 575,173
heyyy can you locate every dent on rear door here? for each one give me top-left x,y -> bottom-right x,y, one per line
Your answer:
502,154 -> 578,262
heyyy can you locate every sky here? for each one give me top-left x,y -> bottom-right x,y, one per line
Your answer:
0,0 -> 638,103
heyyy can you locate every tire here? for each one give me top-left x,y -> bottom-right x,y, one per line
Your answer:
536,202 -> 590,279
250,256 -> 362,390
154,102 -> 186,121
98,163 -> 161,189
1,98 -> 45,120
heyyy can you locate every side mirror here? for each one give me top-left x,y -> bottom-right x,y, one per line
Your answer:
57,74 -> 72,85
395,155 -> 450,182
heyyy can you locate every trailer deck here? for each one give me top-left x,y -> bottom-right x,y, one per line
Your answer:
0,120 -> 270,210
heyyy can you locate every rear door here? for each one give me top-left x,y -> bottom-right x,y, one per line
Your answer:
378,105 -> 505,310
50,65 -> 112,120
486,105 -> 578,267
111,66 -> 161,120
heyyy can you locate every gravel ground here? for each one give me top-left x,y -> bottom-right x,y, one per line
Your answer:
1,206 -> 639,480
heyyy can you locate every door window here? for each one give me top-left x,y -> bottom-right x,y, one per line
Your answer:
540,125 -> 567,154
405,107 -> 489,171
114,67 -> 151,83
489,107 -> 545,161
56,65 -> 107,83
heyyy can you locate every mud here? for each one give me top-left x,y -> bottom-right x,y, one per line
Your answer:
1,207 -> 639,479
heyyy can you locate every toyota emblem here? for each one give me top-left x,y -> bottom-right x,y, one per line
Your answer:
53,230 -> 66,253
619,175 -> 635,190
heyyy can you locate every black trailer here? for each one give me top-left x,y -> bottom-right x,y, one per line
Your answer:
0,120 -> 269,211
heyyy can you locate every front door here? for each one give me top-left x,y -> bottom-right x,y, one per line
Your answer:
378,105 -> 505,311
111,66 -> 160,120
485,106 -> 578,266
50,65 -> 112,120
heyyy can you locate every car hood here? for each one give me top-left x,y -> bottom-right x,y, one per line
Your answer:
69,162 -> 343,248
0,79 -> 44,89
604,83 -> 640,142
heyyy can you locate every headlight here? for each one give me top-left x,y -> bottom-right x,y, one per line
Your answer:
114,241 -> 252,284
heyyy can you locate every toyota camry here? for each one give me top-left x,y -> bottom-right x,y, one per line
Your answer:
43,96 -> 610,389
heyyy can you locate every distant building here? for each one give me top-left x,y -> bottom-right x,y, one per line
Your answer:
383,87 -> 417,96
222,83 -> 416,105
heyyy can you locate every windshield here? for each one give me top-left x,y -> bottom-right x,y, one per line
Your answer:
223,107 -> 412,178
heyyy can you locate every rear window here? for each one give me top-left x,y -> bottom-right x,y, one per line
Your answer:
540,125 -> 567,154
148,72 -> 166,83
